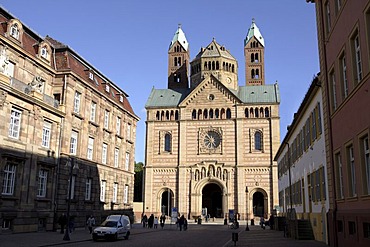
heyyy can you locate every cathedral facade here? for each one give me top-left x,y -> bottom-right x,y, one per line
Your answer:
144,21 -> 280,221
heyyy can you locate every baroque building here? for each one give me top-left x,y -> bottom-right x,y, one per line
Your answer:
308,1 -> 370,246
0,7 -> 139,233
275,75 -> 328,243
144,21 -> 281,221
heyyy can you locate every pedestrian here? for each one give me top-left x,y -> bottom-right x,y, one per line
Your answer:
86,215 -> 96,234
179,215 -> 185,231
148,214 -> 154,228
160,214 -> 166,229
260,216 -> 265,230
154,216 -> 158,229
184,218 -> 188,231
58,213 -> 67,234
69,216 -> 75,233
142,214 -> 148,228
269,214 -> 275,230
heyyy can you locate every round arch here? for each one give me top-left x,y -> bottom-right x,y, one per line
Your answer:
157,187 -> 175,217
249,188 -> 268,218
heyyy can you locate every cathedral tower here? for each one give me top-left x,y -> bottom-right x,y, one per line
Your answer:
244,19 -> 265,85
168,24 -> 190,89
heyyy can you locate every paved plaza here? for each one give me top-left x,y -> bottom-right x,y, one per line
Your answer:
0,222 -> 328,247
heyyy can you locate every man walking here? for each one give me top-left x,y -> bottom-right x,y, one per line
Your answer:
58,213 -> 67,234
86,215 -> 96,234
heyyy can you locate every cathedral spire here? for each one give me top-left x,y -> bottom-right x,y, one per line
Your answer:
168,24 -> 190,89
244,19 -> 265,86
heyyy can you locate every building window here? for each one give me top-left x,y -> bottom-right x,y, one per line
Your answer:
9,108 -> 22,139
125,152 -> 130,171
361,136 -> 370,195
102,143 -> 108,164
37,169 -> 48,197
335,153 -> 344,199
364,222 -> 370,238
85,178 -> 92,200
127,123 -> 131,140
70,131 -> 78,155
42,121 -> 52,148
2,219 -> 11,230
87,137 -> 94,160
339,54 -> 348,98
335,0 -> 342,14
354,35 -> 362,82
10,24 -> 19,39
116,116 -> 121,136
330,71 -> 337,110
100,180 -> 106,202
254,131 -> 262,151
349,221 -> 356,235
2,163 -> 16,195
347,145 -> 356,197
114,148 -> 119,168
90,102 -> 96,122
123,184 -> 129,204
164,133 -> 171,152
119,95 -> 124,103
89,72 -> 94,80
40,47 -> 48,59
105,84 -> 110,93
112,183 -> 118,203
104,110 -> 109,129
73,91 -> 81,114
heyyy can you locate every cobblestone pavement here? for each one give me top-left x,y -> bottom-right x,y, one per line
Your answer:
0,223 -> 328,247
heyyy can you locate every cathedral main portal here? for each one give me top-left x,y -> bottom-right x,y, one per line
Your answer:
202,183 -> 223,218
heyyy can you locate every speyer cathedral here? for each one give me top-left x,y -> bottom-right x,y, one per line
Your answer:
144,20 -> 281,221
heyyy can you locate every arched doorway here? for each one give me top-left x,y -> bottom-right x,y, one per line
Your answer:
252,191 -> 265,217
202,183 -> 222,218
161,190 -> 173,216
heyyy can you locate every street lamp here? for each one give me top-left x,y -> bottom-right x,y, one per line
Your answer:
245,186 -> 249,231
63,157 -> 78,241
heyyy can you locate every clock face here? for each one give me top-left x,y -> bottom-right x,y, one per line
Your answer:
203,131 -> 221,149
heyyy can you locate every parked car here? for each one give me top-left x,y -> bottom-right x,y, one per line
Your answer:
92,215 -> 130,241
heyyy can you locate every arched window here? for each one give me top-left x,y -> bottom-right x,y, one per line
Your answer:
232,64 -> 235,73
209,109 -> 214,119
255,108 -> 259,118
255,53 -> 259,62
164,133 -> 172,152
251,69 -> 255,79
174,57 -> 177,66
245,108 -> 249,118
198,109 -> 203,120
204,62 -> 208,70
156,111 -> 160,120
221,108 -> 226,119
204,109 -> 208,119
250,108 -> 254,118
192,109 -> 197,120
215,109 -> 220,119
255,131 -> 262,151
260,107 -> 264,116
212,61 -> 215,70
166,111 -> 170,120
264,107 -> 269,118
161,111 -> 165,121
10,24 -> 19,39
226,108 -> 231,119
208,61 -> 211,70
223,62 -> 225,70
216,61 -> 219,70
175,111 -> 179,120
256,69 -> 259,79
251,53 -> 254,62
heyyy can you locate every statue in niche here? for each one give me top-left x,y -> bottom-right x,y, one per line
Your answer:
208,165 -> 214,177
195,170 -> 199,181
216,167 -> 221,178
0,46 -> 9,74
201,167 -> 206,179
28,76 -> 44,93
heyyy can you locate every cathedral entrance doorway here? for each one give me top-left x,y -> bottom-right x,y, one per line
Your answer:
161,189 -> 173,217
252,191 -> 265,217
202,183 -> 222,218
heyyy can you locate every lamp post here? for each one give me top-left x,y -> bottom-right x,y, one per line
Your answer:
63,157 -> 77,241
245,186 -> 249,231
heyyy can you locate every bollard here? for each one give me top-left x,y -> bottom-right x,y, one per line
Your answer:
232,232 -> 238,246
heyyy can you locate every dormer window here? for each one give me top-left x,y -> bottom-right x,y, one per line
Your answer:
119,95 -> 124,103
89,72 -> 94,80
105,84 -> 110,93
10,24 -> 19,39
41,47 -> 48,59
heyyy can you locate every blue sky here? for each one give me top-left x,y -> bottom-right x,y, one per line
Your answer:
1,0 -> 319,163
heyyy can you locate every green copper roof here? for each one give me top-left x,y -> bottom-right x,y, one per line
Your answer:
145,83 -> 279,108
169,24 -> 189,51
244,18 -> 265,47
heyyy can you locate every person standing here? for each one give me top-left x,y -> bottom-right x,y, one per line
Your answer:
160,214 -> 166,229
86,215 -> 96,234
154,216 -> 158,229
58,213 -> 67,234
142,214 -> 148,228
148,214 -> 154,228
178,215 -> 185,231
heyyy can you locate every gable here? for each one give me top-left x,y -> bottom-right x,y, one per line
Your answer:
179,75 -> 241,108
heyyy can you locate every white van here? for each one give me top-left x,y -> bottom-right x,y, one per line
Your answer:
92,215 -> 131,241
